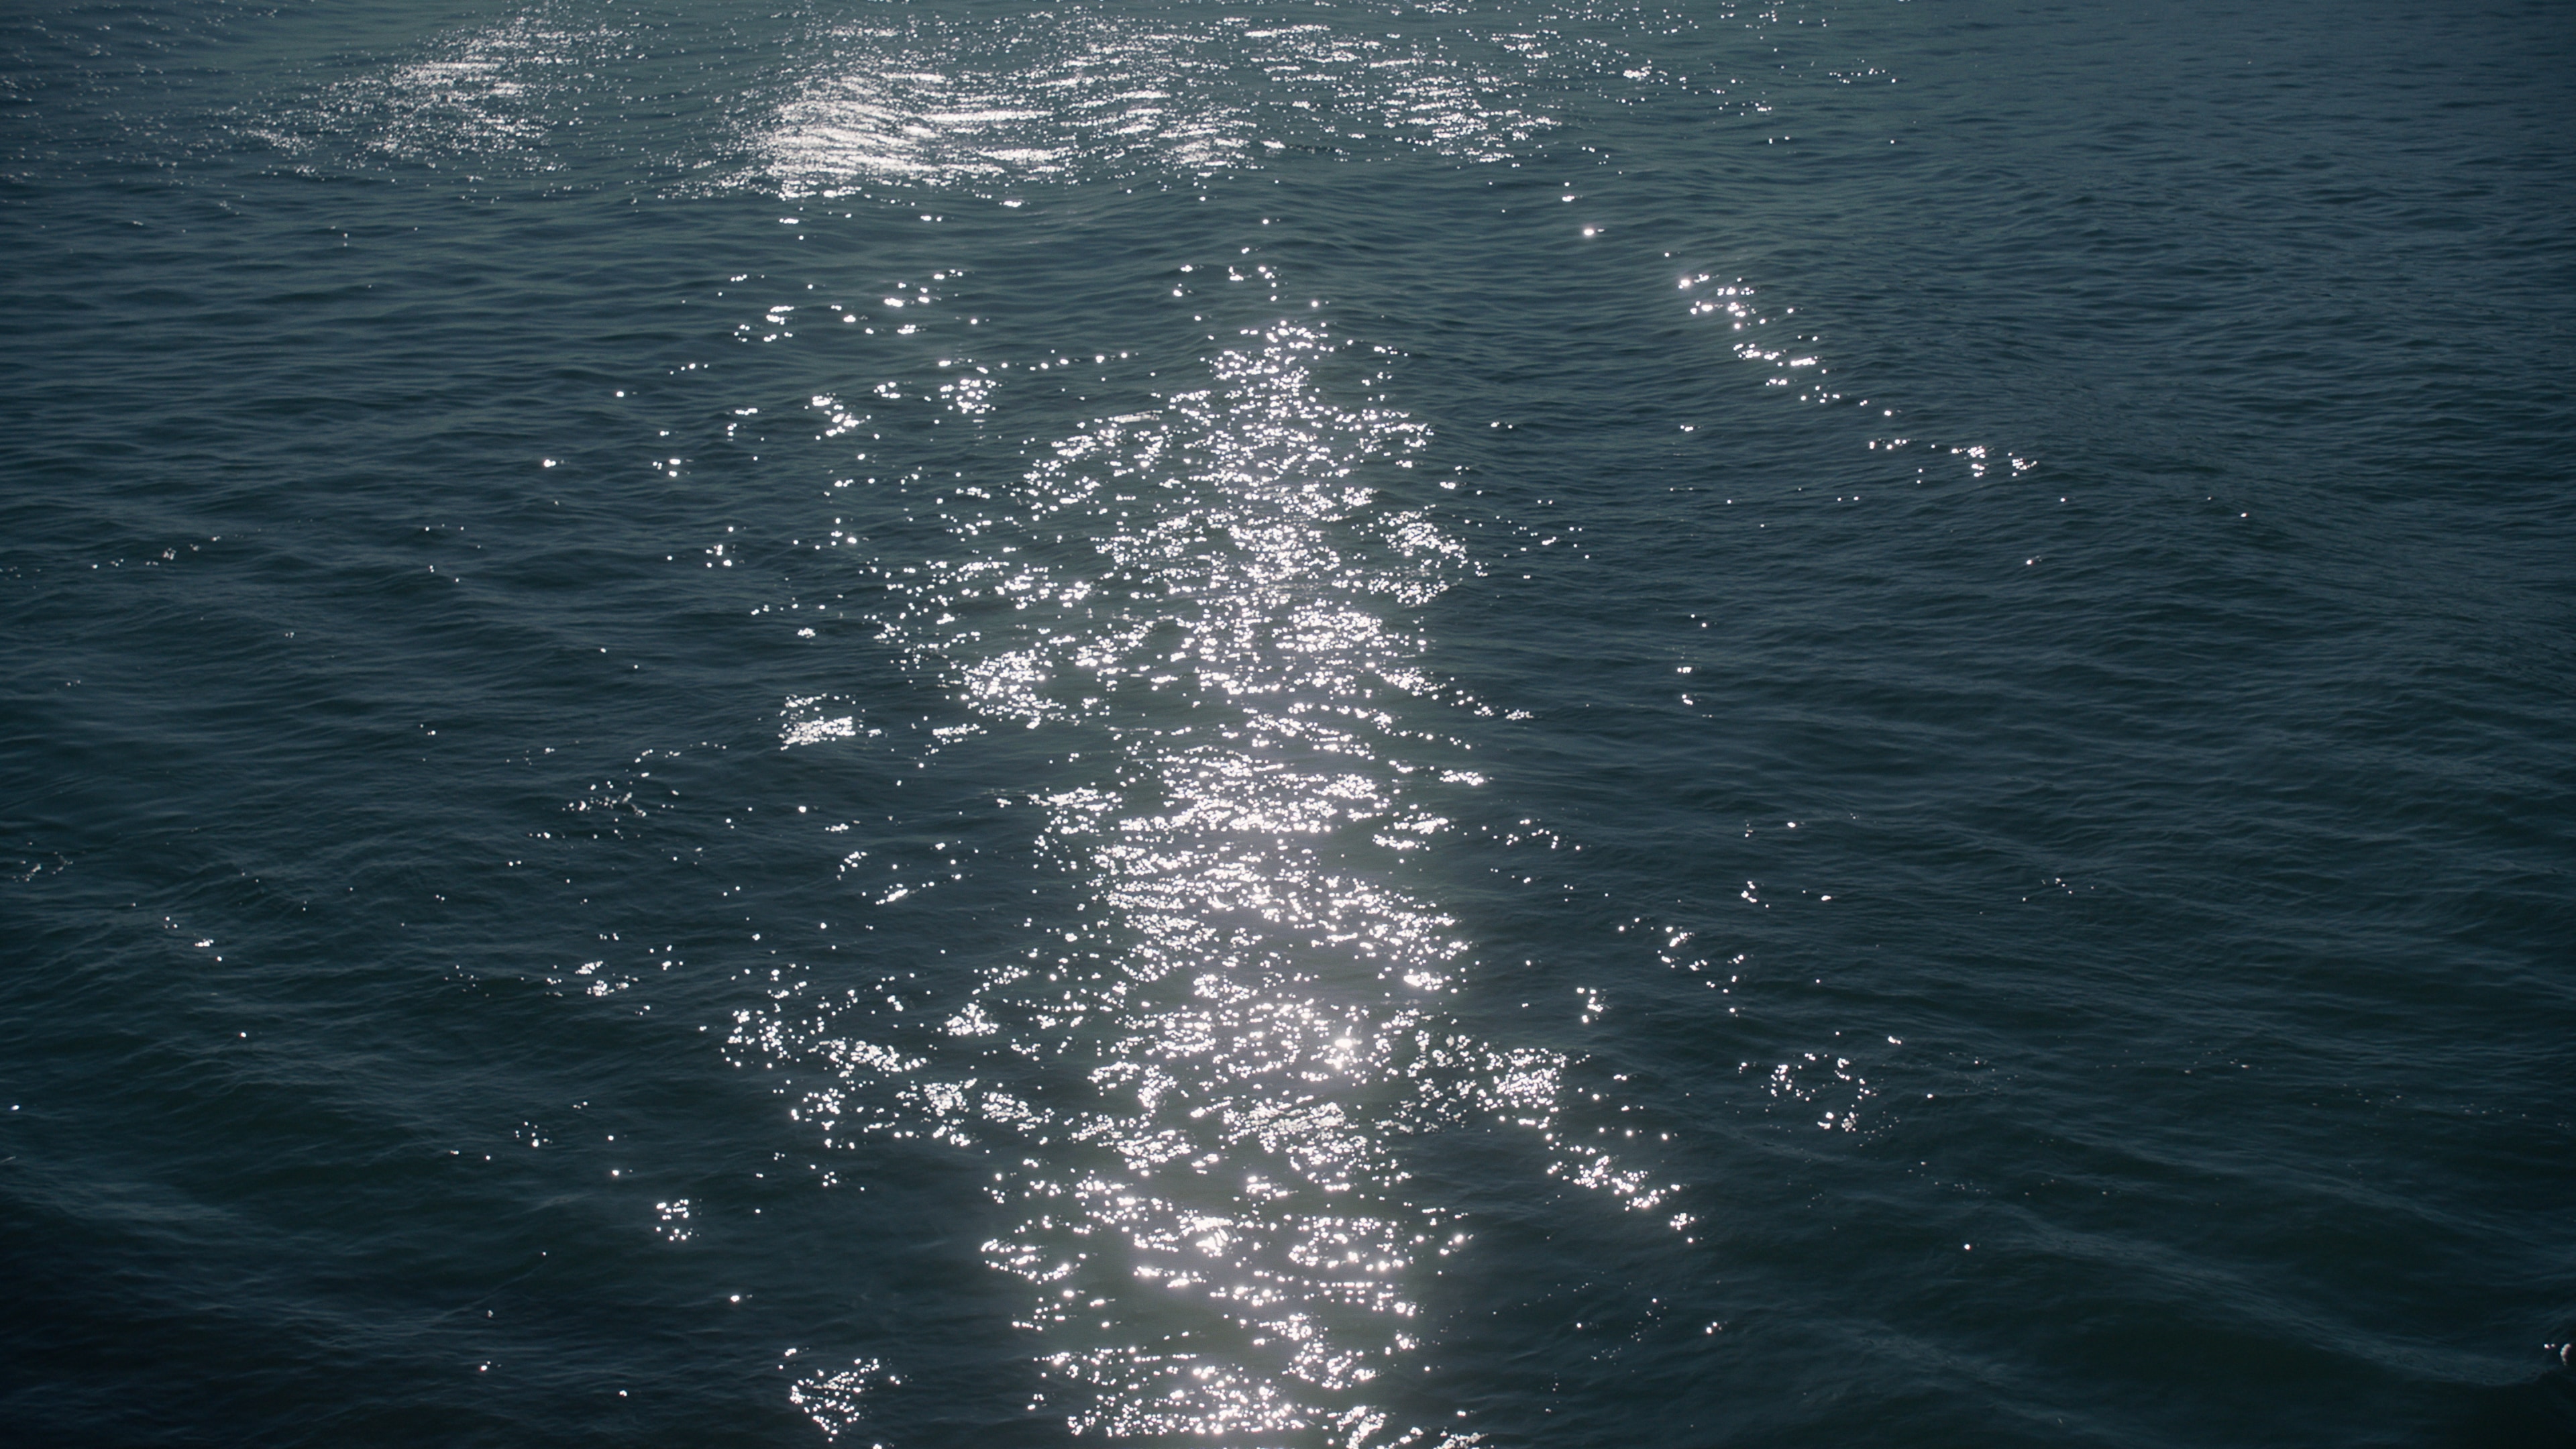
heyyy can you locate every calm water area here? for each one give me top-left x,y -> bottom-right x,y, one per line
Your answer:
5,1 -> 2574,1444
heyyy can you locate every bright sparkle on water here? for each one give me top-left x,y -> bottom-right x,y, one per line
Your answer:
757,6 -> 1637,193
744,325 -> 1677,1444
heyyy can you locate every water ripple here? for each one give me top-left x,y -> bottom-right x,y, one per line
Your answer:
742,323 -> 1674,1444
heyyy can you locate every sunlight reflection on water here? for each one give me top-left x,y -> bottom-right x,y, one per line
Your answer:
755,6 -> 1638,193
746,325 -> 1676,1444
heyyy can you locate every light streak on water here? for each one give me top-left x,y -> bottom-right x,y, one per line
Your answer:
744,324 -> 1677,1444
756,3 -> 1650,193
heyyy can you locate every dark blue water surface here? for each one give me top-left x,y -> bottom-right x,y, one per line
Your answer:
7,1 -> 2575,1445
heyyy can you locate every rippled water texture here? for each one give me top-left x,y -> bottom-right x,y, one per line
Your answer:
5,1 -> 2575,1446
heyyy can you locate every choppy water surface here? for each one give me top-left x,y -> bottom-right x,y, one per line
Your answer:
6,1 -> 2574,1446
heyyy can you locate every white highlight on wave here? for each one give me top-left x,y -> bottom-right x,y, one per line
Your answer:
757,7 -> 1627,194
756,324 -> 1678,1445
1674,271 -> 2037,474
255,0 -> 1670,192
274,12 -> 619,169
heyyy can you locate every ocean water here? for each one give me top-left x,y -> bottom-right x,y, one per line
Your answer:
5,0 -> 2574,1444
